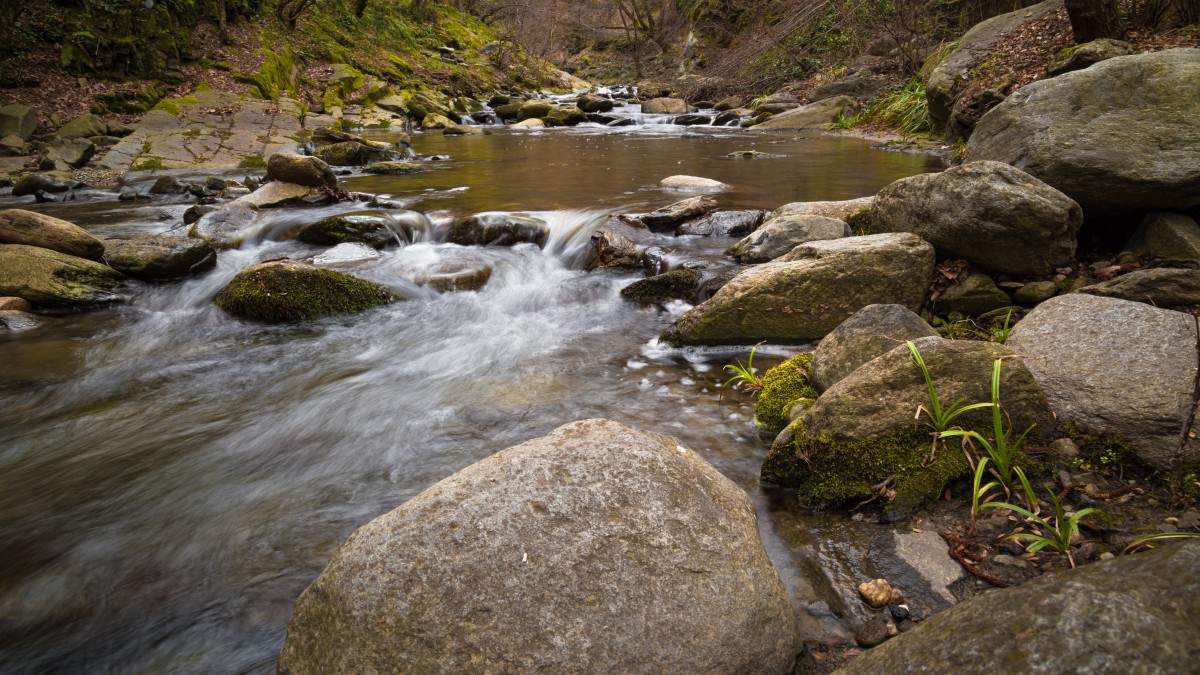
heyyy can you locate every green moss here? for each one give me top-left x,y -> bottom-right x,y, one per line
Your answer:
194,80 -> 212,93
762,420 -> 970,514
238,154 -> 267,169
322,88 -> 344,112
152,95 -> 199,115
755,354 -> 817,431
1061,422 -> 1137,470
845,208 -> 874,236
213,262 -> 394,322
131,157 -> 163,171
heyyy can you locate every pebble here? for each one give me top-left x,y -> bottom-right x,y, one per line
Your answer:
857,579 -> 902,608
1100,552 -> 1115,561
853,619 -> 890,647
886,621 -> 899,637
1050,440 -> 1080,460
888,604 -> 910,621
991,553 -> 1029,570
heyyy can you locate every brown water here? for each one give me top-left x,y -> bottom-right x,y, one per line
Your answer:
0,126 -> 942,673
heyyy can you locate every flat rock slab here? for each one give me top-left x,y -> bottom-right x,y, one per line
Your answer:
100,92 -> 306,171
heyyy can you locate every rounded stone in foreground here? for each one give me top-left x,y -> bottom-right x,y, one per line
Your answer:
278,419 -> 798,674
214,259 -> 393,322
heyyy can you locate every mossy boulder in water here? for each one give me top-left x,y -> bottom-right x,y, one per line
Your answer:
265,153 -> 337,189
726,214 -> 849,263
515,100 -> 554,121
295,214 -> 403,249
448,213 -> 549,247
214,259 -> 394,322
543,105 -> 587,127
0,209 -> 105,261
754,353 -> 817,432
763,337 -> 1054,514
620,269 -> 703,305
103,234 -> 216,281
0,244 -> 123,308
809,304 -> 938,392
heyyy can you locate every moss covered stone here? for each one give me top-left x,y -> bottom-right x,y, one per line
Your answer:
214,259 -> 394,322
754,353 -> 817,432
295,215 -> 401,249
619,269 -> 702,305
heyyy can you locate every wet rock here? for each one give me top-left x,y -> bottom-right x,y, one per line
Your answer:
1012,280 -> 1058,304
675,210 -> 764,237
641,97 -> 688,114
1045,38 -> 1136,78
412,260 -> 493,292
853,618 -> 892,648
749,96 -> 858,130
713,111 -> 741,126
102,234 -> 217,281
933,273 -> 1011,315
0,309 -> 39,330
187,202 -> 259,249
214,259 -> 394,322
858,579 -> 900,608
587,229 -> 642,271
1008,294 -> 1200,470
511,118 -> 544,129
515,100 -> 554,121
494,102 -> 521,120
0,104 -> 38,141
673,114 -> 712,126
764,337 -> 1053,512
809,304 -> 938,392
265,152 -> 337,189
149,176 -> 188,195
315,141 -> 378,166
277,419 -> 799,674
238,181 -> 327,209
870,161 -> 1081,276
0,244 -> 123,308
883,530 -> 965,610
640,195 -> 718,231
311,242 -> 381,266
838,542 -> 1200,675
55,113 -> 107,140
448,213 -> 549,247
363,161 -> 424,175
575,93 -> 614,113
662,233 -> 934,346
11,173 -> 71,197
620,269 -> 703,305
967,49 -> 1200,214
183,204 -> 217,226
725,215 -> 850,263
0,209 -> 105,261
0,296 -> 33,311
660,175 -> 728,192
544,106 -> 586,127
1124,212 -> 1200,259
1078,267 -> 1200,308
296,214 -> 404,249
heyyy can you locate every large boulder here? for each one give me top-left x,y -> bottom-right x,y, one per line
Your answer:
838,541 -> 1200,675
661,233 -> 934,346
277,419 -> 798,674
295,214 -> 404,249
576,93 -> 614,113
749,96 -> 858,130
55,113 -> 107,140
725,215 -> 849,263
0,104 -> 38,141
265,152 -> 337,189
869,161 -> 1081,276
0,209 -> 105,261
1124,212 -> 1200,259
515,100 -> 554,121
641,97 -> 689,114
926,0 -> 1063,129
42,138 -> 96,170
1045,38 -> 1136,77
0,244 -> 123,308
213,259 -> 394,322
1007,293 -> 1200,470
764,337 -> 1054,512
448,213 -> 549,247
809,304 -> 938,392
11,173 -> 72,197
102,235 -> 217,281
188,203 -> 260,249
1077,267 -> 1200,308
967,49 -> 1200,213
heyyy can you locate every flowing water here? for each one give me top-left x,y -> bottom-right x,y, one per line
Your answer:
0,123 -> 942,673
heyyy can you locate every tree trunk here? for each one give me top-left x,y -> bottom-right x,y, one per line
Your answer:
216,0 -> 227,41
1064,0 -> 1128,42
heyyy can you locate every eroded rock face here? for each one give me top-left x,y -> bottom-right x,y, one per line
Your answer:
0,244 -> 123,308
278,419 -> 799,675
809,304 -> 938,392
1007,293 -> 1200,470
967,48 -> 1200,214
213,259 -> 393,322
869,161 -> 1081,276
838,541 -> 1200,675
662,233 -> 934,346
0,209 -> 105,261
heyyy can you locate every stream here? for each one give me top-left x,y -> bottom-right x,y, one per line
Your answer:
0,122 -> 943,673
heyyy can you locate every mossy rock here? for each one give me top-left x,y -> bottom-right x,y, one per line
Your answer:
544,106 -> 586,127
754,353 -> 817,432
619,269 -> 702,305
0,243 -> 123,308
295,214 -> 402,249
214,259 -> 395,323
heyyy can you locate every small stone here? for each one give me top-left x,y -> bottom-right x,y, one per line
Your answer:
1158,524 -> 1179,534
886,622 -> 899,637
889,604 -> 911,621
851,513 -> 865,522
853,618 -> 891,647
1011,280 -> 1059,305
1049,438 -> 1080,459
858,579 -> 895,608
991,553 -> 1030,570
1099,552 -> 1115,561
0,296 -> 33,311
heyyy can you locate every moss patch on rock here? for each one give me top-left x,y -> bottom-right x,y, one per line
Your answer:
214,259 -> 394,322
619,269 -> 702,305
754,353 -> 817,431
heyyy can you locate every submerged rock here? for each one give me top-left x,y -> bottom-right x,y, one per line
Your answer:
311,242 -> 381,266
662,233 -> 934,346
448,213 -> 549,247
869,161 -> 1081,276
411,260 -> 493,292
725,214 -> 850,263
0,244 -> 123,308
363,161 -> 424,175
0,209 -> 105,261
1007,293 -> 1200,470
809,304 -> 938,392
277,419 -> 798,674
103,234 -> 216,281
213,259 -> 394,322
838,541 -> 1200,675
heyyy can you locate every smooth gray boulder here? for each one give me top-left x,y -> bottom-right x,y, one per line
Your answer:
661,233 -> 934,346
1078,267 -> 1200,308
837,541 -> 1200,675
1124,212 -> 1200,259
869,161 -> 1081,276
967,49 -> 1200,213
726,214 -> 850,263
448,212 -> 549,247
0,244 -> 123,308
1008,293 -> 1200,470
278,419 -> 798,674
0,209 -> 105,261
102,235 -> 217,281
676,210 -> 764,237
810,304 -> 938,392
